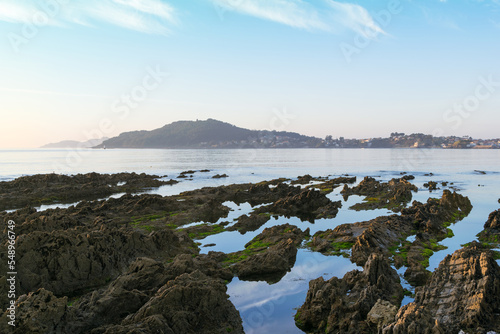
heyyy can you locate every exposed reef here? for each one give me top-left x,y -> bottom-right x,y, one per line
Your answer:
341,176 -> 418,211
0,172 -> 494,334
0,172 -> 176,211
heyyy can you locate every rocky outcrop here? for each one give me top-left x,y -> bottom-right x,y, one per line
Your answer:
423,181 -> 438,191
310,190 -> 473,286
226,213 -> 270,234
478,209 -> 500,245
227,224 -> 308,282
0,288 -> 67,334
0,172 -> 174,211
367,299 -> 399,331
62,254 -> 233,333
0,223 -> 195,308
97,270 -> 243,334
0,265 -> 243,334
256,188 -> 342,221
295,254 -> 403,334
341,177 -> 418,211
384,242 -> 500,334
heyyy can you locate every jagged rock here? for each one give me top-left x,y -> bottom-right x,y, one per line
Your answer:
226,224 -> 308,282
0,288 -> 67,334
164,253 -> 233,282
295,254 -> 403,334
0,172 -> 171,211
226,213 -> 270,234
485,209 -> 500,230
61,254 -> 233,333
384,242 -> 500,334
96,270 -> 243,334
212,173 -> 228,179
3,226 -> 194,302
291,174 -> 314,184
423,181 -> 438,191
257,188 -> 341,221
367,299 -> 399,330
478,209 -> 500,246
341,177 -> 418,211
233,238 -> 298,282
309,190 -> 472,287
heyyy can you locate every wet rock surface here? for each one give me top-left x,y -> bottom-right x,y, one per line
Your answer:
255,188 -> 342,221
309,190 -> 472,286
478,209 -> 500,245
295,254 -> 403,334
0,172 -> 175,211
225,224 -> 309,282
0,288 -> 67,334
0,172 -> 491,334
96,270 -> 243,334
341,176 -> 418,211
384,242 -> 500,334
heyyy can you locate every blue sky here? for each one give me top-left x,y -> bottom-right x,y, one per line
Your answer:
0,0 -> 499,148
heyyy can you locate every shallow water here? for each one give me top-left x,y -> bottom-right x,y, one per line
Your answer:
1,148 -> 499,333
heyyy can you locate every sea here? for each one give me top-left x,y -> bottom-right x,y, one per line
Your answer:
1,148 -> 499,333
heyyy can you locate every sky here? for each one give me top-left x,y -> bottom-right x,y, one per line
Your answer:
0,0 -> 499,148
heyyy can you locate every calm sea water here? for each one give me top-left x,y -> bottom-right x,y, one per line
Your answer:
1,148 -> 499,333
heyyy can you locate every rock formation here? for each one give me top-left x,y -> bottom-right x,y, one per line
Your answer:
384,242 -> 500,334
295,254 -> 403,334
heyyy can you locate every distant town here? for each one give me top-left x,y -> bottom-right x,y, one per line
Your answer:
196,132 -> 500,149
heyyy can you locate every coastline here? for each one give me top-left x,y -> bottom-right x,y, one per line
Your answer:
1,172 -> 499,333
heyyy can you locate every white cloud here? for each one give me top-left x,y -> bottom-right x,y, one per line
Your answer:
0,0 -> 177,35
210,0 -> 386,38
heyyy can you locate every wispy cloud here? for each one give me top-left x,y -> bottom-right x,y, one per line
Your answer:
210,0 -> 386,38
0,0 -> 177,35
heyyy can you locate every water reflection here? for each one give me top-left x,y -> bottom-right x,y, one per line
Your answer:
228,250 -> 360,334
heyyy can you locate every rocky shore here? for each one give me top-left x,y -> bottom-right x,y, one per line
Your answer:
0,172 -> 498,333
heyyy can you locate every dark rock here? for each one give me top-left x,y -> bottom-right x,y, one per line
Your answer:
0,172 -> 171,211
310,190 -> 472,286
484,209 -> 500,230
423,181 -> 438,191
291,174 -> 314,184
0,288 -> 67,334
63,257 -> 169,333
61,253 -> 234,333
342,177 -> 418,211
226,213 -> 270,234
384,242 -> 500,334
0,225 -> 195,304
227,224 -> 308,282
212,174 -> 228,179
295,254 -> 402,334
97,270 -> 243,334
257,188 -> 342,221
477,209 -> 500,247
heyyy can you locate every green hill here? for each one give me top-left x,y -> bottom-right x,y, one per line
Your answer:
96,119 -> 322,149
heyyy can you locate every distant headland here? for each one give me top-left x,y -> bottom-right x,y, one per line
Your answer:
42,119 -> 499,149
